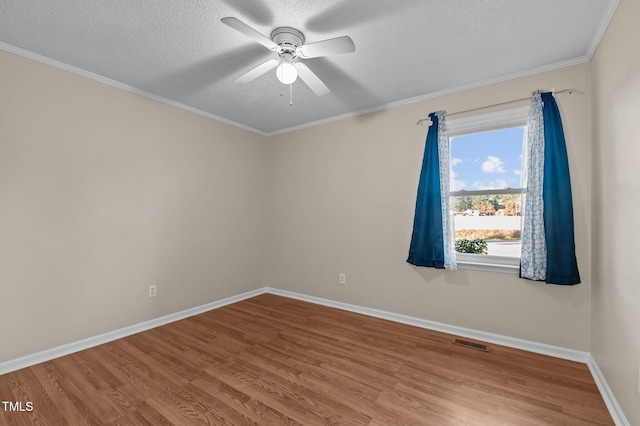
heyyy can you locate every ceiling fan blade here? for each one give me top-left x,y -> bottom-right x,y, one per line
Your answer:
234,59 -> 279,84
296,36 -> 355,59
221,17 -> 280,52
295,62 -> 330,97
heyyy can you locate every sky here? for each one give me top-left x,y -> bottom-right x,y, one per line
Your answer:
450,127 -> 525,191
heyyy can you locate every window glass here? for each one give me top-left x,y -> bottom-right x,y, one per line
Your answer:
450,127 -> 526,258
450,127 -> 524,191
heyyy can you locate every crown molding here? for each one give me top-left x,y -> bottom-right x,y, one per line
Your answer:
585,0 -> 620,59
0,42 -> 268,136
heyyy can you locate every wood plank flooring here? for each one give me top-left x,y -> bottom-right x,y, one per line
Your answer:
0,294 -> 613,425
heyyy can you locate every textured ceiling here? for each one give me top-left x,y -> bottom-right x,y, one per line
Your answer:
0,0 -> 617,135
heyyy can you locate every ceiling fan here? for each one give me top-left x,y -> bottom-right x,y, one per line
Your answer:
221,17 -> 355,97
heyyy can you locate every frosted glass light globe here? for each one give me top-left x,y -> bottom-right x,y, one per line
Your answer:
276,61 -> 297,84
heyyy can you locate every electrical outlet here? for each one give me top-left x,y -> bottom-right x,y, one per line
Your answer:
339,273 -> 346,285
148,285 -> 157,298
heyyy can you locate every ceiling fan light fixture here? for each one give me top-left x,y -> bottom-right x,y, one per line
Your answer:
276,53 -> 298,84
222,18 -> 354,96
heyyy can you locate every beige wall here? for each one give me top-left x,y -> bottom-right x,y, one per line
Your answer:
3,13 -> 636,420
5,7 -> 639,418
1,21 -> 616,400
591,0 -> 640,423
268,64 -> 592,351
0,49 -> 269,362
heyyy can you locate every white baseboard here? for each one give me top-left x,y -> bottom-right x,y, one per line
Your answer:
265,287 -> 629,426
0,285 -> 628,425
586,355 -> 630,426
0,288 -> 266,376
266,287 -> 590,362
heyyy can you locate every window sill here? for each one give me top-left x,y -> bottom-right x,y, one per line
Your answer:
455,253 -> 520,274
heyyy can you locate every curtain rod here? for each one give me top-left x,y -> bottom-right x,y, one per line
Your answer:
416,88 -> 573,126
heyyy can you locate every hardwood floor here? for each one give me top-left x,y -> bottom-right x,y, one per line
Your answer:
0,294 -> 613,425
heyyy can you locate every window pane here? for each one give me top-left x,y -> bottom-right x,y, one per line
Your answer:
450,127 -> 525,191
453,194 -> 522,257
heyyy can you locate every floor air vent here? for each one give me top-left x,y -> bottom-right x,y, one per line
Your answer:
453,339 -> 489,352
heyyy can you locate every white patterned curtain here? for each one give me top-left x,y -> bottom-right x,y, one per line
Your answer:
435,111 -> 457,270
520,92 -> 546,280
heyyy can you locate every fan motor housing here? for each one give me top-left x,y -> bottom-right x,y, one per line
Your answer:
271,27 -> 305,52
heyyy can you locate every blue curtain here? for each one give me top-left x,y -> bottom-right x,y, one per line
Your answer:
541,92 -> 580,285
407,112 -> 444,269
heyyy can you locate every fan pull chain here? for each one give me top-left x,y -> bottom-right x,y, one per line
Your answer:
289,83 -> 293,106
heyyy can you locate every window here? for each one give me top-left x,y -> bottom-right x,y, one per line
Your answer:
446,106 -> 529,273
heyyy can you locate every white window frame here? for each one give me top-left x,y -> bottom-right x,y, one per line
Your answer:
446,106 -> 529,274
